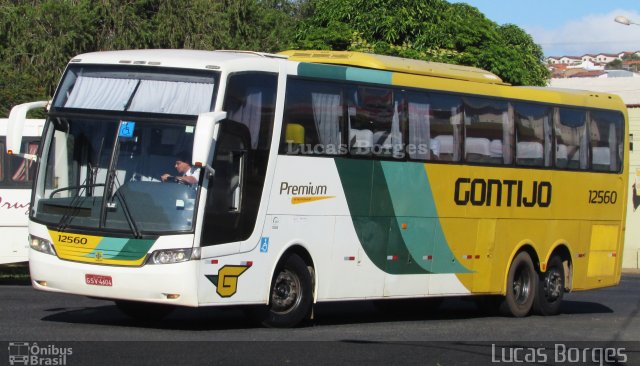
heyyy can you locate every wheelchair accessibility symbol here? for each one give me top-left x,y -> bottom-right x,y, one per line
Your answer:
119,121 -> 135,138
260,237 -> 269,253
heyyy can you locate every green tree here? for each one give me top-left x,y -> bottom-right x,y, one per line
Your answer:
0,0 -> 300,116
605,59 -> 623,70
294,0 -> 549,86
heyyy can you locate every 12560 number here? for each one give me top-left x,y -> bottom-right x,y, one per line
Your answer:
58,234 -> 88,245
588,190 -> 617,204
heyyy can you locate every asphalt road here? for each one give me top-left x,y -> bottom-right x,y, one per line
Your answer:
0,274 -> 638,365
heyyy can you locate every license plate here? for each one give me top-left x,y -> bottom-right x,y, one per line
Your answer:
85,274 -> 113,287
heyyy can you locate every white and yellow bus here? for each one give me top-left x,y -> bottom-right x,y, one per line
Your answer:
6,50 -> 627,327
0,118 -> 44,264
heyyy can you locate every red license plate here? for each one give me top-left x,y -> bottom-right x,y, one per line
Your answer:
85,274 -> 113,287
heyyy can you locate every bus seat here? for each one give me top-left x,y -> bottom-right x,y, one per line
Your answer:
490,139 -> 503,158
556,144 -> 568,168
373,130 -> 402,156
285,123 -> 305,144
516,141 -> 543,166
556,144 -> 568,160
592,146 -> 611,171
465,137 -> 491,162
429,138 -> 441,158
349,129 -> 373,154
434,135 -> 453,154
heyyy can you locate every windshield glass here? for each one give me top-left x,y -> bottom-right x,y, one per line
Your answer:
33,117 -> 200,234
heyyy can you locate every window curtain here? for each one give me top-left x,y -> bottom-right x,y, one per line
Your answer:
451,107 -> 462,161
579,113 -> 589,169
543,115 -> 553,167
502,105 -> 514,164
390,101 -> 403,157
408,102 -> 430,159
311,93 -> 341,147
65,76 -> 139,110
608,122 -> 617,170
11,143 -> 39,182
129,80 -> 214,115
228,88 -> 263,149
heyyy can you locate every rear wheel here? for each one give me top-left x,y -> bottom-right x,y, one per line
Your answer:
500,251 -> 537,317
533,255 -> 565,315
249,254 -> 313,328
115,300 -> 175,321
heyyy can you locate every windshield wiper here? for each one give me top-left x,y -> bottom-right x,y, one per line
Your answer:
55,182 -> 104,232
111,187 -> 142,239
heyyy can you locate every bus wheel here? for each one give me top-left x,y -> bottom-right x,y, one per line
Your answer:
115,300 -> 175,321
500,251 -> 537,317
533,255 -> 565,316
253,254 -> 313,328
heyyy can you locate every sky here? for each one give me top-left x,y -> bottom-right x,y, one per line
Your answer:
448,1 -> 640,57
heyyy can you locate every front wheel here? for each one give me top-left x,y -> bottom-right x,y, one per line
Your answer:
500,251 -> 537,317
248,254 -> 313,328
533,255 -> 565,315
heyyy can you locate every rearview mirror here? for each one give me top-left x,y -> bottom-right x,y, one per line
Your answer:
7,101 -> 48,157
192,111 -> 227,171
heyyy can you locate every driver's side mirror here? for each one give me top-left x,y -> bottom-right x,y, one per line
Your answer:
7,101 -> 48,159
192,111 -> 227,173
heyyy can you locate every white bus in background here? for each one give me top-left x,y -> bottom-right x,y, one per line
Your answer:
0,118 -> 44,264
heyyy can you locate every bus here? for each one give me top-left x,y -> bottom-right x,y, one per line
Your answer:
0,118 -> 44,265
6,49 -> 627,327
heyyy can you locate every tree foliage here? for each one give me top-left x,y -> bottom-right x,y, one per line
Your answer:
294,0 -> 549,86
0,0 -> 549,116
0,0 -> 299,116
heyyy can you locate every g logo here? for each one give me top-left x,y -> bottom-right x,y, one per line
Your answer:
207,265 -> 250,298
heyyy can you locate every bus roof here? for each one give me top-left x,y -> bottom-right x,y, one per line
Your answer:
67,49 -> 285,70
279,50 -> 506,85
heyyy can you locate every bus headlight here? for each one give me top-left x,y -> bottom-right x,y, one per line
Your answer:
29,235 -> 57,256
147,248 -> 200,265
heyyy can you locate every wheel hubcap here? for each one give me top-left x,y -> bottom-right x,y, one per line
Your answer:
544,269 -> 563,301
513,265 -> 531,304
271,269 -> 302,314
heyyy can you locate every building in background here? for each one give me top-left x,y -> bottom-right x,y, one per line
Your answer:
550,75 -> 640,270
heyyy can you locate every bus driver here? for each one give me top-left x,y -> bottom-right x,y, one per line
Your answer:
161,151 -> 200,185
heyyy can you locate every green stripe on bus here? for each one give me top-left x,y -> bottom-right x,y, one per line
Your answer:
379,161 -> 471,274
346,68 -> 392,84
298,63 -> 346,80
85,237 -> 155,260
335,158 -> 471,274
298,63 -> 392,85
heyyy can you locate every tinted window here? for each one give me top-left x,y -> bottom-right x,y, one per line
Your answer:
515,103 -> 552,167
590,110 -> 623,172
463,97 -> 511,165
555,108 -> 587,170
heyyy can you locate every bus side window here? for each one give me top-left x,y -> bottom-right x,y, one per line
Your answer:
462,97 -> 511,165
515,103 -> 552,167
10,140 -> 39,183
555,108 -> 587,170
589,111 -> 623,172
348,86 -> 402,158
280,78 -> 344,156
428,94 -> 462,162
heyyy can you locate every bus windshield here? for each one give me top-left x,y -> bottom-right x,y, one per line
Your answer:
33,116 -> 201,235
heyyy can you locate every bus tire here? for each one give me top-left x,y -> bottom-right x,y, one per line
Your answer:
251,253 -> 313,328
500,251 -> 537,317
115,300 -> 175,321
533,255 -> 565,316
